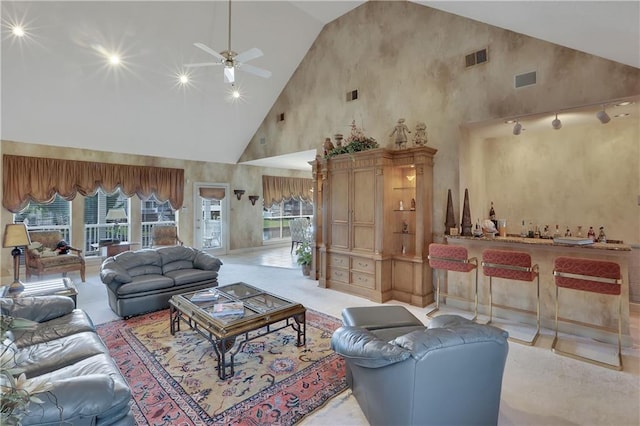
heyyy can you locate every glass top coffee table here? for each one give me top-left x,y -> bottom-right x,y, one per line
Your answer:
169,282 -> 306,379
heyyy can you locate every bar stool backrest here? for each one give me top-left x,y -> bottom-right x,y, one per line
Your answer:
428,244 -> 476,272
554,257 -> 621,295
482,249 -> 536,282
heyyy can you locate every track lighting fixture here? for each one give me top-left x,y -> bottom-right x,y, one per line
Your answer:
551,113 -> 562,130
512,121 -> 522,135
596,107 -> 611,124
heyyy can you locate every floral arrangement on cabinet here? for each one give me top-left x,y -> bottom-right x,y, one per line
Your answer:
323,120 -> 378,159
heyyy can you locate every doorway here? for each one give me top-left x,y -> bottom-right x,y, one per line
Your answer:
193,183 -> 229,255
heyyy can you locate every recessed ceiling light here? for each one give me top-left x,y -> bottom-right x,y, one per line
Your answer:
109,55 -> 121,65
504,119 -> 516,124
11,25 -> 25,37
614,113 -> 630,118
615,101 -> 633,107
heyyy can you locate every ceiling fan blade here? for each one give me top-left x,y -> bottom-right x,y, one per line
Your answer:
238,63 -> 272,79
193,42 -> 226,61
184,62 -> 221,68
235,47 -> 263,64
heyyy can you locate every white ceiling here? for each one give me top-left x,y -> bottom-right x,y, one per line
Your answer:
2,1 -> 638,171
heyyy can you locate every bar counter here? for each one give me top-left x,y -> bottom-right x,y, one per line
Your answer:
444,235 -> 632,345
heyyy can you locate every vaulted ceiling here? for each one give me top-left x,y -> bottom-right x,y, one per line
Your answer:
2,1 -> 638,170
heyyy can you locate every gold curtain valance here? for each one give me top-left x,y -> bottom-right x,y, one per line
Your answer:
199,187 -> 226,200
262,175 -> 313,207
3,155 -> 184,212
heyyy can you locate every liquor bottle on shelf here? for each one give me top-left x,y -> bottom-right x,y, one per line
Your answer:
553,224 -> 561,238
528,222 -> 534,238
534,225 -> 540,238
564,226 -> 572,237
576,225 -> 583,237
489,202 -> 497,230
543,225 -> 550,238
474,219 -> 483,237
587,226 -> 596,242
598,226 -> 607,243
520,220 -> 527,238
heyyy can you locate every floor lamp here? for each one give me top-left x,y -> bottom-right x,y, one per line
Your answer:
3,223 -> 31,293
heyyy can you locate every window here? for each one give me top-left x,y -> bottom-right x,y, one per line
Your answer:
141,196 -> 177,248
84,189 -> 129,256
13,195 -> 71,241
263,198 -> 313,241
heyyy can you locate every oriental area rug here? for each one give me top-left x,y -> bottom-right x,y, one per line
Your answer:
97,309 -> 347,425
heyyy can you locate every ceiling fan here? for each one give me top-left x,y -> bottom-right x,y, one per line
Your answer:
185,0 -> 271,84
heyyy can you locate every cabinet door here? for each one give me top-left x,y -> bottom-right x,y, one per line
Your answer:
352,168 -> 376,252
329,169 -> 350,249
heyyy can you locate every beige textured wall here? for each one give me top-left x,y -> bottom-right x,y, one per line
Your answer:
241,1 -> 640,241
0,140 -> 307,276
463,119 -> 639,243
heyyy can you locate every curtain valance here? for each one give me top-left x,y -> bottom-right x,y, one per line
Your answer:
262,175 -> 313,207
199,187 -> 226,200
3,155 -> 184,212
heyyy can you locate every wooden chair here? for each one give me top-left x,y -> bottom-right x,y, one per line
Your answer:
553,256 -> 622,370
289,218 -> 310,253
25,230 -> 86,282
151,225 -> 183,247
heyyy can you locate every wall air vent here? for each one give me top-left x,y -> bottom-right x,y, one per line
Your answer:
346,89 -> 358,102
465,48 -> 488,68
515,71 -> 537,88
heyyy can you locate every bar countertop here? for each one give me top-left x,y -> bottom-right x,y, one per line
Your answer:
446,234 -> 631,251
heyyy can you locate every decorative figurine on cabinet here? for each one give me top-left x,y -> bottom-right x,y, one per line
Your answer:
390,118 -> 411,149
413,121 -> 428,146
323,137 -> 335,156
334,133 -> 344,148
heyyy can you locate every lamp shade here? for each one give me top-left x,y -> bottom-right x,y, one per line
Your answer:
106,208 -> 128,221
3,223 -> 31,248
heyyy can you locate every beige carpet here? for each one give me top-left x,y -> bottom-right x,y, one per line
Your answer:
53,251 -> 640,425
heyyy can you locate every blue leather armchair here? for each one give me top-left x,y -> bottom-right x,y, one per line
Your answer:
331,315 -> 509,426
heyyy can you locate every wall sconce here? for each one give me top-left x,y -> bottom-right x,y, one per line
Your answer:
248,195 -> 260,205
233,189 -> 245,200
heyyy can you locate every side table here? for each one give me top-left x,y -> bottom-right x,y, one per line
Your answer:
2,277 -> 78,307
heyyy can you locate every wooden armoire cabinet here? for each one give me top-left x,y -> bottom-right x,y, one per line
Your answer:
311,146 -> 437,306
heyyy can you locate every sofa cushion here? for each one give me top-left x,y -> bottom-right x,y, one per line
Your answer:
158,245 -> 196,264
163,260 -> 195,274
100,259 -> 133,284
164,269 -> 218,286
32,353 -> 132,424
115,274 -> 175,296
128,264 -> 163,277
194,251 -> 223,271
331,326 -> 410,368
113,249 -> 162,275
1,295 -> 75,323
11,309 -> 95,348
394,324 -> 509,361
16,331 -> 109,378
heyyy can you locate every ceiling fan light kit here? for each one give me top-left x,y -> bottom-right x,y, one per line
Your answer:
185,0 -> 271,85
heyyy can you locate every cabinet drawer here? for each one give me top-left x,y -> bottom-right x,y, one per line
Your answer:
328,254 -> 349,268
328,267 -> 349,283
351,271 -> 376,289
351,257 -> 375,273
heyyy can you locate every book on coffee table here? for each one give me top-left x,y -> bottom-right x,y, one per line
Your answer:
190,289 -> 220,303
211,301 -> 245,318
